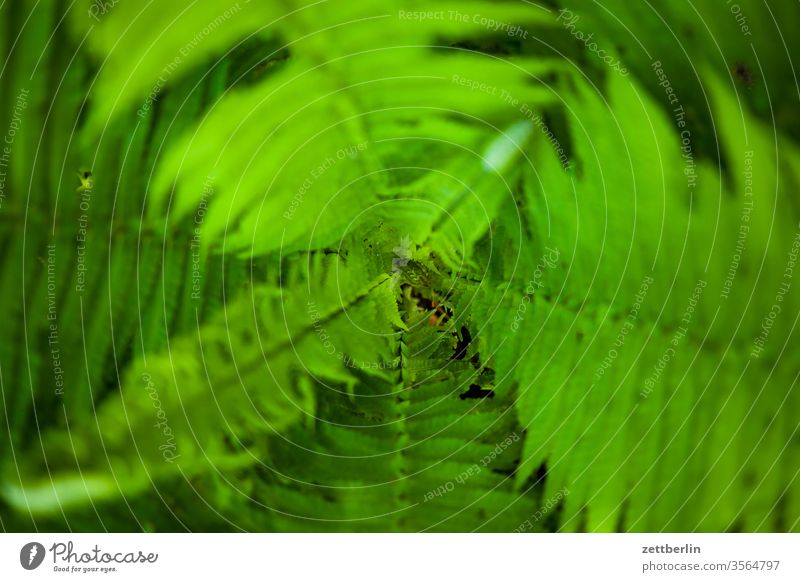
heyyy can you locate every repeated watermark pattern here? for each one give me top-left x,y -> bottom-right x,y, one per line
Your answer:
142,373 -> 180,463
641,279 -> 707,398
398,10 -> 528,39
190,176 -> 215,301
721,150 -> 754,300
88,0 -> 120,22
0,88 -> 29,211
557,10 -> 628,76
46,244 -> 65,396
75,173 -> 93,295
284,141 -> 369,220
137,3 -> 247,118
751,226 -> 800,358
423,433 -> 520,502
726,0 -> 753,37
652,60 -> 696,190
511,247 -> 560,333
594,275 -> 654,381
453,74 -> 572,170
513,486 -> 569,532
307,299 -> 398,370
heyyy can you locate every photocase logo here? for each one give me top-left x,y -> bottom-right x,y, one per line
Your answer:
20,542 -> 46,570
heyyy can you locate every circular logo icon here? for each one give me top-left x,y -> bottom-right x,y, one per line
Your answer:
20,542 -> 46,570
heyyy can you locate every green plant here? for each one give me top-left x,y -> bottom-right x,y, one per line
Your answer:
1,0 -> 799,532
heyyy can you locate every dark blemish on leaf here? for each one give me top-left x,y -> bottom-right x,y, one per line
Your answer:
727,520 -> 744,533
521,461 -> 547,494
733,62 -> 754,87
535,462 -> 548,484
460,383 -> 495,400
615,498 -> 629,531
575,505 -> 588,532
491,466 -> 515,478
451,326 -> 471,360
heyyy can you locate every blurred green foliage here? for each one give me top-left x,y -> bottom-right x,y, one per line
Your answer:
0,0 -> 799,532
